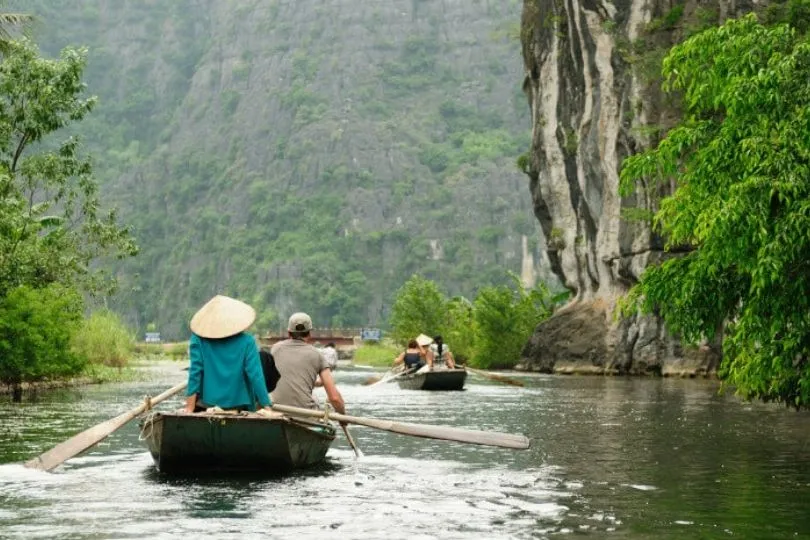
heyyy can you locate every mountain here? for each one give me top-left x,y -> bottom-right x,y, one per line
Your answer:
18,0 -> 555,339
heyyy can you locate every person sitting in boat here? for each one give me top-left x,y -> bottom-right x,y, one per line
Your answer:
429,335 -> 456,369
270,312 -> 346,415
393,339 -> 426,373
184,295 -> 274,414
321,342 -> 339,371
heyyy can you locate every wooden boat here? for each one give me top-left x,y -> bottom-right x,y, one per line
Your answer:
139,411 -> 335,474
396,368 -> 467,391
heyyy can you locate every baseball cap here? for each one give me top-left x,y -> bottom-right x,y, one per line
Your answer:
288,312 -> 313,332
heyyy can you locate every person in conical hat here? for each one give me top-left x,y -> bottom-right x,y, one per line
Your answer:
184,295 -> 273,413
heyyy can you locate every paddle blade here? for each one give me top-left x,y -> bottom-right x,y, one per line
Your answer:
271,403 -> 531,450
385,419 -> 530,449
486,374 -> 524,387
24,410 -> 142,471
24,381 -> 187,471
466,367 -> 525,387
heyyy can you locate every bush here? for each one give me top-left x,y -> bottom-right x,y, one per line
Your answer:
0,285 -> 86,396
71,310 -> 134,367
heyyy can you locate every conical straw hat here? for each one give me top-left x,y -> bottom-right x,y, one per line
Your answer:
415,334 -> 433,347
190,295 -> 256,339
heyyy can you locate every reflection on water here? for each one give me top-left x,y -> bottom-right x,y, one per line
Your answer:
2,361 -> 810,538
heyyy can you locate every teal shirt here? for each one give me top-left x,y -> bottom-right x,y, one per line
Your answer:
186,332 -> 271,410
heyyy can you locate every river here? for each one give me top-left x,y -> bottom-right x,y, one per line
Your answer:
1,361 -> 810,539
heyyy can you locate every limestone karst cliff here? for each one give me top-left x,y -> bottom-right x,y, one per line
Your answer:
517,0 -> 759,375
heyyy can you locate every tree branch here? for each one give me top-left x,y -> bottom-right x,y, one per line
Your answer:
11,131 -> 28,174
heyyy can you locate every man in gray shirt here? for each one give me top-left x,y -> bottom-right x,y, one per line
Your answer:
270,312 -> 346,414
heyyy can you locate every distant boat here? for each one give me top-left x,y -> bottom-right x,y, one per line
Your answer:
396,368 -> 467,391
139,411 -> 335,474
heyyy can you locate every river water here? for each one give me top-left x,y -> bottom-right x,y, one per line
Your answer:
2,361 -> 810,539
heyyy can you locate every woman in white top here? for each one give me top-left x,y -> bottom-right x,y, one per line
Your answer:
429,335 -> 456,369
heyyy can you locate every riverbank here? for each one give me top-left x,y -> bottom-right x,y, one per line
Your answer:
0,356 -> 172,399
515,359 -> 720,378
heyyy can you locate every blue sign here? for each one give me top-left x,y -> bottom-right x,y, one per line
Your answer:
360,328 -> 382,341
145,332 -> 161,343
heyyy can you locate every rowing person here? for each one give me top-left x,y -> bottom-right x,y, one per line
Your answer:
320,341 -> 339,371
392,339 -> 427,373
184,295 -> 274,414
270,312 -> 346,416
429,335 -> 456,369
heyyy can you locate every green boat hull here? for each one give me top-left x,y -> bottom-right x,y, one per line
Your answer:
139,412 -> 335,474
396,368 -> 467,391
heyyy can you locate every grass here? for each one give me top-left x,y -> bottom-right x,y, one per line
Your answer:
353,342 -> 400,367
71,310 -> 134,368
80,363 -> 145,383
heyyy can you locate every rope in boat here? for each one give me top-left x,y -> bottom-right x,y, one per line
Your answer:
138,411 -> 157,441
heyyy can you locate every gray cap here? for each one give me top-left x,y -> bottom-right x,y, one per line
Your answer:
288,312 -> 313,332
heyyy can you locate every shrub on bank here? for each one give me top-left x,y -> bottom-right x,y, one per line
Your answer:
72,310 -> 135,367
0,285 -> 86,396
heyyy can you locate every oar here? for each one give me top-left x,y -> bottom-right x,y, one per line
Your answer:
464,366 -> 525,387
369,366 -> 418,387
24,381 -> 188,471
362,370 -> 390,386
341,424 -> 363,457
271,403 -> 530,450
363,365 -> 403,386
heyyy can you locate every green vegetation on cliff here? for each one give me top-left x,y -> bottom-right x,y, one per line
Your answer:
620,14 -> 810,407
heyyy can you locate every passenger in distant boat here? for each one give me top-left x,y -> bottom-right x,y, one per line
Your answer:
393,339 -> 426,372
271,312 -> 346,415
321,342 -> 339,371
183,295 -> 274,414
429,335 -> 456,369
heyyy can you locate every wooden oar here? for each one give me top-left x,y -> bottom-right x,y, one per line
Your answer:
271,403 -> 530,450
24,381 -> 188,471
363,365 -> 402,386
464,366 -> 525,387
362,370 -> 389,386
368,365 -> 418,387
341,425 -> 363,457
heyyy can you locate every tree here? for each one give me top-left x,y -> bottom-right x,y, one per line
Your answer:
443,296 -> 476,363
388,274 -> 448,345
0,39 -> 137,297
619,15 -> 810,407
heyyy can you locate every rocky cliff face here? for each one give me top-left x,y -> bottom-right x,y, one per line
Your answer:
517,0 -> 759,375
